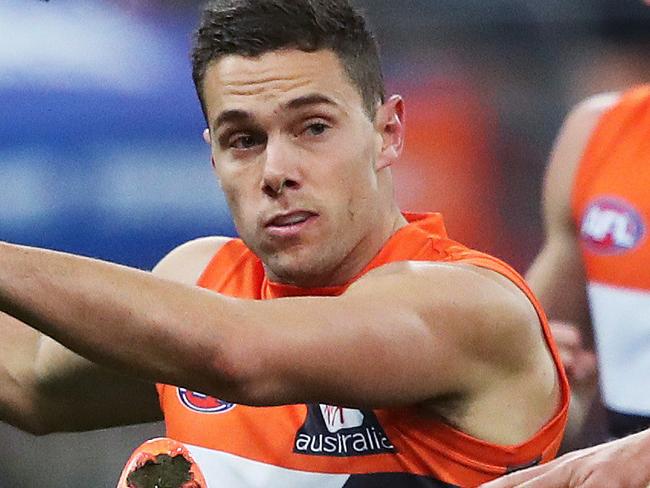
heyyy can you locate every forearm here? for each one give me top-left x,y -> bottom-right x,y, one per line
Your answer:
0,242 -> 245,398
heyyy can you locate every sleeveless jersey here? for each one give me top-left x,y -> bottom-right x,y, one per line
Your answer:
157,212 -> 568,487
572,85 -> 650,436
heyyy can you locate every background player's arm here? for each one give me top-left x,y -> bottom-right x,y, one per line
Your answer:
525,92 -> 619,444
0,239 -> 557,443
0,237 -> 226,434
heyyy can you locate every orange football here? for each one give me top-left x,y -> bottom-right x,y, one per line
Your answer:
116,437 -> 207,488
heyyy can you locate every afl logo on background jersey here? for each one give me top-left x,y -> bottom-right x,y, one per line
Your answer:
580,197 -> 645,254
177,388 -> 236,414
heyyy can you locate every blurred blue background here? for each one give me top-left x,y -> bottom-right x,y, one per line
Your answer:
1,0 -> 234,271
0,0 -> 649,486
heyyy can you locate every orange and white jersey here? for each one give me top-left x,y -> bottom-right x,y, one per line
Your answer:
157,213 -> 568,487
572,85 -> 650,420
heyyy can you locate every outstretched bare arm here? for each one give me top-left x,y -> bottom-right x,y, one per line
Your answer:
0,238 -> 557,445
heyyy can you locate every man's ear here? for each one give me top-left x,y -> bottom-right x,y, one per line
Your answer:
374,95 -> 405,171
203,129 -> 218,169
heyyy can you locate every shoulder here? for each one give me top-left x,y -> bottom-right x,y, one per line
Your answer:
573,91 -> 621,118
541,92 -> 621,233
545,92 -> 620,198
356,256 -> 528,304
563,91 -> 621,149
350,260 -> 540,360
152,236 -> 233,285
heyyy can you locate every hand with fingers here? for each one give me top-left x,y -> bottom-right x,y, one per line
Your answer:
480,429 -> 650,488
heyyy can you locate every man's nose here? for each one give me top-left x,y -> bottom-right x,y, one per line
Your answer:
261,137 -> 301,198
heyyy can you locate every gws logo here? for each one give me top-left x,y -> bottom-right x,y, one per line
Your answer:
177,388 -> 236,414
294,404 -> 395,457
320,405 -> 365,432
580,197 -> 645,254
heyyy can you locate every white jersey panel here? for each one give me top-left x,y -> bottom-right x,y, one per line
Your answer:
589,282 -> 650,415
186,443 -> 349,488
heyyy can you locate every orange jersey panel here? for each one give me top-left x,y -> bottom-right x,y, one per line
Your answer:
572,85 -> 650,290
158,213 -> 568,487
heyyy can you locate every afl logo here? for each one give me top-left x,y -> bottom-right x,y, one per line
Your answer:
580,197 -> 645,254
177,388 -> 236,414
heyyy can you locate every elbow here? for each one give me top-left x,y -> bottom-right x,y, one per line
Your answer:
1,376 -> 63,435
204,341 -> 282,407
18,417 -> 59,436
25,372 -> 84,435
2,395 -> 62,436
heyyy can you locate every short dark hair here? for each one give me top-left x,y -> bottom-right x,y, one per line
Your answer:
191,0 -> 385,122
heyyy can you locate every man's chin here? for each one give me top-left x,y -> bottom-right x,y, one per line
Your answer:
264,253 -> 330,286
265,261 -> 314,285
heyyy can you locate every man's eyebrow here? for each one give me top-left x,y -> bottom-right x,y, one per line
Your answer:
212,109 -> 252,130
212,94 -> 338,129
283,94 -> 338,111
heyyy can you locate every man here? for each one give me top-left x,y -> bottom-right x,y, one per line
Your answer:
481,84 -> 650,487
0,1 -> 567,486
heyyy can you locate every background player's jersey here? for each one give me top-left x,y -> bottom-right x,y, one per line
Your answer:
157,213 -> 568,487
572,85 -> 650,436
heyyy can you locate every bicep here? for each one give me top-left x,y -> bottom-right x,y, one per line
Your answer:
244,262 -> 539,409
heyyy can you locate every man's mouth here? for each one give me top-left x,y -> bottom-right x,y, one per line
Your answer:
264,211 -> 319,237
266,211 -> 317,228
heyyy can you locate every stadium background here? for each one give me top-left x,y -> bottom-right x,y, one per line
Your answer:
0,0 -> 648,485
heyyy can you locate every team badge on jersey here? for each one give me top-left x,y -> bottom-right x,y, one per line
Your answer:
580,197 -> 645,254
177,388 -> 236,413
293,404 -> 395,457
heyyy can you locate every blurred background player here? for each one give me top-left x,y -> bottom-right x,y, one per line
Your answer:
527,86 -> 650,445
483,5 -> 650,486
483,84 -> 650,488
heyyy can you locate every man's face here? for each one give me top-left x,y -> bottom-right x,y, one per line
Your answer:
201,49 -> 398,286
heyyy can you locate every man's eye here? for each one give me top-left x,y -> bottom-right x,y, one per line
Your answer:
230,134 -> 262,149
304,123 -> 329,136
